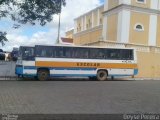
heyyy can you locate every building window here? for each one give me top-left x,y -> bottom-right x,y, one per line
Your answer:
100,18 -> 102,25
86,24 -> 88,29
88,19 -> 92,28
136,0 -> 146,4
78,24 -> 81,31
134,23 -> 144,32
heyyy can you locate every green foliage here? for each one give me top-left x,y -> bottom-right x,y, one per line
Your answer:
0,31 -> 7,46
0,0 -> 66,46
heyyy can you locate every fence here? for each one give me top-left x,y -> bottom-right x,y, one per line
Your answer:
0,61 -> 17,80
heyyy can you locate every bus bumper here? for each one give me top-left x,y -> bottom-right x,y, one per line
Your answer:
15,65 -> 23,76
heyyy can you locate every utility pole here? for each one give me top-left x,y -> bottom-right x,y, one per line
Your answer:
57,0 -> 62,44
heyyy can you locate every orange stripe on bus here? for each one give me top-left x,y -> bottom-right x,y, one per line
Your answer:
36,61 -> 138,69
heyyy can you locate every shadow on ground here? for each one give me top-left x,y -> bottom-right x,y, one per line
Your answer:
17,77 -> 134,82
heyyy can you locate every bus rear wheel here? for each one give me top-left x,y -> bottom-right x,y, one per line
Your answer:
97,70 -> 108,81
38,70 -> 49,81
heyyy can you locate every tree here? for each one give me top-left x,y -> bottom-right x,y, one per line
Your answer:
0,0 -> 66,46
0,31 -> 7,46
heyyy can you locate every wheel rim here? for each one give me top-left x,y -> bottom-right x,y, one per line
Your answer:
100,73 -> 105,78
39,72 -> 48,80
98,71 -> 107,81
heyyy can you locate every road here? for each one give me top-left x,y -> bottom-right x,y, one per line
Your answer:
0,80 -> 159,114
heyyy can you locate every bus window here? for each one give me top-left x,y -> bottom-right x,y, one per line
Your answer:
41,49 -> 46,57
120,49 -> 133,60
98,49 -> 106,59
35,47 -> 41,57
107,49 -> 118,60
63,47 -> 73,58
72,47 -> 89,59
72,47 -> 79,58
46,47 -> 54,57
89,48 -> 105,59
36,46 -> 55,58
80,48 -> 89,59
36,46 -> 44,57
127,50 -> 134,60
55,46 -> 64,58
21,47 -> 34,60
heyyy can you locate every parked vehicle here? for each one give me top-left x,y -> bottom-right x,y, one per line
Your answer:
5,52 -> 11,61
0,49 -> 5,60
11,48 -> 19,61
15,45 -> 138,81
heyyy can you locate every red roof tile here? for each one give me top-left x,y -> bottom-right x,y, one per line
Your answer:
61,37 -> 73,43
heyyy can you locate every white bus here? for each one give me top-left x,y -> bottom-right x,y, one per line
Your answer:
15,45 -> 138,81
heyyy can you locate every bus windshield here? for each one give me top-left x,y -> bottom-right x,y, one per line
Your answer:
19,46 -> 35,60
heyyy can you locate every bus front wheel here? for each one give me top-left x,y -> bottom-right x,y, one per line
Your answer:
37,70 -> 49,81
97,70 -> 108,81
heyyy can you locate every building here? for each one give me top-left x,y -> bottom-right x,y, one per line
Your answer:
66,28 -> 74,39
59,29 -> 74,45
74,5 -> 104,45
70,0 -> 160,78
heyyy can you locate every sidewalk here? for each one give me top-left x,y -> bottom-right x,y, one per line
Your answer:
0,76 -> 159,81
0,77 -> 18,80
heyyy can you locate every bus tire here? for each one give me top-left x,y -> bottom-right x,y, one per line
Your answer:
97,70 -> 108,81
37,70 -> 49,81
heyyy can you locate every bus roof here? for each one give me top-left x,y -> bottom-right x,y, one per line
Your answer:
19,46 -> 35,48
19,45 -> 135,50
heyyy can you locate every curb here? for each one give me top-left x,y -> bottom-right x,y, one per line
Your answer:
114,78 -> 160,81
0,76 -> 159,81
0,76 -> 18,81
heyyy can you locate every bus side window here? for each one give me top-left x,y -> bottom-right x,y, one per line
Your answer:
41,49 -> 46,57
72,48 -> 78,58
105,50 -> 109,60
63,47 -> 72,58
81,48 -> 89,59
55,46 -> 64,58
129,50 -> 134,60
107,49 -> 119,60
89,48 -> 104,59
36,47 -> 44,57
89,49 -> 97,59
46,47 -> 54,58
72,48 -> 89,59
108,50 -> 114,59
120,49 -> 133,60
52,47 -> 56,58
35,47 -> 41,57
98,49 -> 105,59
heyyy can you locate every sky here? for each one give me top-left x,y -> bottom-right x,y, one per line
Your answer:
0,0 -> 104,51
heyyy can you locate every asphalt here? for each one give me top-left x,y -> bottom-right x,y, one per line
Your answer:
0,80 -> 159,114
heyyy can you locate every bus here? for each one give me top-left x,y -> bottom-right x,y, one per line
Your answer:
15,45 -> 138,81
